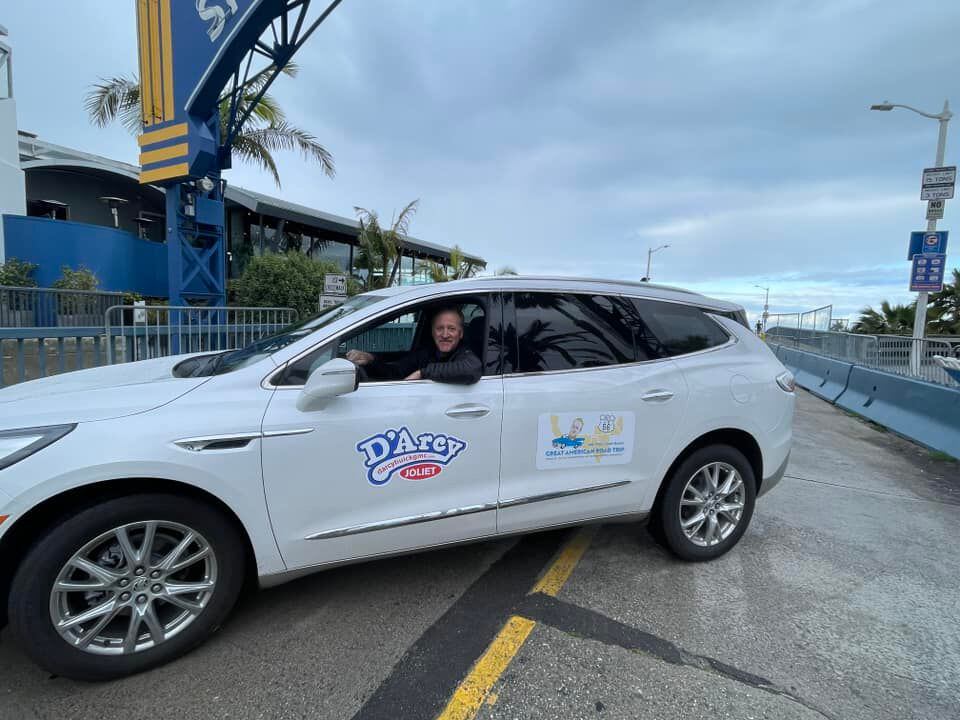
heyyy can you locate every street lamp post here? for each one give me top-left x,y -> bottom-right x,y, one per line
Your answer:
754,284 -> 770,331
644,244 -> 670,281
871,99 -> 952,373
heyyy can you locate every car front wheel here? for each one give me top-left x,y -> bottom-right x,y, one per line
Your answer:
7,493 -> 245,681
658,444 -> 756,561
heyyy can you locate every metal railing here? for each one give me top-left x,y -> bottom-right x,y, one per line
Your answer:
0,327 -> 116,388
0,305 -> 297,388
1,286 -> 125,328
768,327 -> 960,386
104,305 -> 298,364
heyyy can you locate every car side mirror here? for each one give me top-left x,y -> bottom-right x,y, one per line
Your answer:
296,358 -> 358,411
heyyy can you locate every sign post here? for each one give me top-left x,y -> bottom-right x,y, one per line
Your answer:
908,231 -> 949,259
910,253 -> 947,292
926,199 -> 946,220
908,109 -> 953,374
319,273 -> 348,310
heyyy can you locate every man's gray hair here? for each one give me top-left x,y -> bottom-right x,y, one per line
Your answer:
433,306 -> 465,328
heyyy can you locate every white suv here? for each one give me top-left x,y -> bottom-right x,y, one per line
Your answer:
0,277 -> 794,680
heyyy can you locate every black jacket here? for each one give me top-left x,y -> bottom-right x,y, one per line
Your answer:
370,344 -> 482,385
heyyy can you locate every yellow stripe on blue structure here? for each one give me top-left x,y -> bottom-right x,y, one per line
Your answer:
136,0 -> 153,127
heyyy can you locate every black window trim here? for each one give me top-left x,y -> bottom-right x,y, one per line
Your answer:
265,289 -> 504,389
502,290 -> 737,379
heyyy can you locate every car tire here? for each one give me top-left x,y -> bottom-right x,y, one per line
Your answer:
7,493 -> 245,681
657,444 -> 756,561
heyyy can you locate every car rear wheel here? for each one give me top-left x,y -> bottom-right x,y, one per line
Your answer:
7,493 -> 245,681
658,445 -> 756,561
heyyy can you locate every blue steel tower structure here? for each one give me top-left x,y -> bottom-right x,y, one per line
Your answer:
135,0 -> 343,306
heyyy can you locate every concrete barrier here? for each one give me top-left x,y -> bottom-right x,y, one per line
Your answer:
778,347 -> 853,402
836,366 -> 960,458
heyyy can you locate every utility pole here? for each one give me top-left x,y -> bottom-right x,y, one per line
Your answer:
871,99 -> 953,374
755,284 -> 770,331
644,244 -> 670,281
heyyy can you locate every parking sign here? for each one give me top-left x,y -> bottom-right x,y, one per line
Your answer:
910,253 -> 947,292
908,231 -> 948,259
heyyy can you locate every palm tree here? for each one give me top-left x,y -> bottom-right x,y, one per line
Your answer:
852,300 -> 915,335
352,200 -> 419,290
496,266 -> 519,276
83,66 -> 334,188
424,246 -> 483,283
929,268 -> 960,334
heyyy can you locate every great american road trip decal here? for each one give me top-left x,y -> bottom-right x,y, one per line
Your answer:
356,427 -> 468,486
536,412 -> 635,470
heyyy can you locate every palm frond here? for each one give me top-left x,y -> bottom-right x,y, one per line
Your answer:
391,199 -> 420,238
240,121 -> 335,177
247,92 -> 285,125
231,134 -> 282,188
83,75 -> 142,134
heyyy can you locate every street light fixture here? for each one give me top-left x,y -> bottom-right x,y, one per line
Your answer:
870,99 -> 952,373
643,244 -> 670,282
754,284 -> 770,331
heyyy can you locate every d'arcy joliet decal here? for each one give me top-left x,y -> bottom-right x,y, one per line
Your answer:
536,412 -> 635,470
356,427 -> 467,486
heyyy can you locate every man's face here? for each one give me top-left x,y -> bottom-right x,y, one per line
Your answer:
432,311 -> 463,354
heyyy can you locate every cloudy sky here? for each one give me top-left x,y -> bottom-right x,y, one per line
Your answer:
4,0 -> 959,322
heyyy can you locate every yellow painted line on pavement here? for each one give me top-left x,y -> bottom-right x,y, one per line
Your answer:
435,526 -> 596,720
530,525 -> 597,597
436,615 -> 536,720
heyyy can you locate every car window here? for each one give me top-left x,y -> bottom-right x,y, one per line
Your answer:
277,297 -> 495,386
630,299 -> 730,356
512,293 -> 639,373
173,293 -> 388,377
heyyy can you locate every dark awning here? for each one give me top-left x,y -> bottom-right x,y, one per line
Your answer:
225,185 -> 485,267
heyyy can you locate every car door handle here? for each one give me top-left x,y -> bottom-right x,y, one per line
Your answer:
641,390 -> 674,403
445,404 -> 491,419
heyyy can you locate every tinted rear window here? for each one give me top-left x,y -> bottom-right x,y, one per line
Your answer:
630,299 -> 729,356
513,293 -> 639,372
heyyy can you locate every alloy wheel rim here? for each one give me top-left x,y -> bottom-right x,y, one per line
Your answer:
49,520 -> 218,655
679,462 -> 746,547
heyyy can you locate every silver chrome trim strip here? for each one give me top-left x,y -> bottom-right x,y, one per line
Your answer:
305,503 -> 498,540
174,432 -> 261,452
262,428 -> 315,438
304,479 -> 632,540
498,479 -> 632,508
175,428 -> 314,450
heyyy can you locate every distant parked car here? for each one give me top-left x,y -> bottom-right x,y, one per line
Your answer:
0,276 -> 794,680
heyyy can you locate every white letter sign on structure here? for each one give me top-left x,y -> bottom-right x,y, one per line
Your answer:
927,199 -> 945,221
324,274 -> 347,296
921,166 -> 956,201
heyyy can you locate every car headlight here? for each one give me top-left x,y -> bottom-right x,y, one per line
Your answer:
0,424 -> 76,471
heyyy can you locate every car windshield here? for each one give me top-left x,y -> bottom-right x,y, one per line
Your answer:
176,293 -> 388,377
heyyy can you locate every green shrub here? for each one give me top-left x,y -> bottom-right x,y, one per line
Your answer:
0,258 -> 39,287
231,252 -> 343,319
52,265 -> 100,291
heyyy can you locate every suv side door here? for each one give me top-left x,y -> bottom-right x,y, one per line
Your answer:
497,291 -> 690,534
260,292 -> 505,571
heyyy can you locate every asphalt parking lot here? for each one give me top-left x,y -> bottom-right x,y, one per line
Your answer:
1,390 -> 958,720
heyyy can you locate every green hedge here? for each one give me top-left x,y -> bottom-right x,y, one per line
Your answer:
231,252 -> 345,319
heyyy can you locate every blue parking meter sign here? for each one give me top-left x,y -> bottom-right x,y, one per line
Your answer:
908,231 -> 948,259
910,253 -> 947,292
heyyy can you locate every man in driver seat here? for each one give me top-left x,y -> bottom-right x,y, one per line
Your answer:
346,306 -> 482,384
